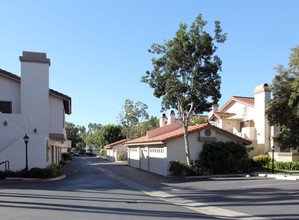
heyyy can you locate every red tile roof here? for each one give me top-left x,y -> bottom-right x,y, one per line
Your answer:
0,68 -> 20,81
232,96 -> 254,106
217,96 -> 254,113
125,123 -> 251,145
104,139 -> 128,148
214,112 -> 236,119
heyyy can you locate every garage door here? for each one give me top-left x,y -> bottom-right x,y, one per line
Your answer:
140,148 -> 148,171
129,147 -> 139,168
149,147 -> 167,176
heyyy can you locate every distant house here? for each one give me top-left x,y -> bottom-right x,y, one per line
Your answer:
85,143 -> 99,155
208,83 -> 299,161
0,51 -> 71,171
104,139 -> 128,162
124,111 -> 251,176
61,140 -> 72,154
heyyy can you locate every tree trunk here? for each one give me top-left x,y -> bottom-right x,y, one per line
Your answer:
183,124 -> 191,165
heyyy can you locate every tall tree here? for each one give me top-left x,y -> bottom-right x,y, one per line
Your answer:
118,99 -> 149,139
98,124 -> 124,147
65,122 -> 85,148
142,14 -> 227,164
266,46 -> 299,150
83,123 -> 102,148
140,116 -> 159,137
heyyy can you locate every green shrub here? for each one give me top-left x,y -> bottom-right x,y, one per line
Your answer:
98,149 -> 107,157
0,171 -> 8,180
70,148 -> 77,154
252,154 -> 271,167
117,153 -> 124,161
15,169 -> 29,178
169,160 -> 188,176
60,160 -> 67,165
79,148 -> 86,155
29,167 -> 52,178
270,161 -> 299,171
198,142 -> 253,175
62,152 -> 72,161
48,163 -> 61,177
169,160 -> 198,176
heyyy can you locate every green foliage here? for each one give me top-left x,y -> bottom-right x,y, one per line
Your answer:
117,153 -> 125,161
83,123 -> 102,148
268,161 -> 299,170
98,124 -> 124,147
169,160 -> 189,176
142,13 -> 227,164
191,116 -> 207,125
65,122 -> 86,148
28,167 -> 53,178
2,164 -> 62,179
79,148 -> 86,155
0,171 -> 8,180
139,116 -> 159,137
252,154 -> 271,167
62,152 -> 72,161
118,99 -> 149,139
60,160 -> 67,165
97,149 -> 107,157
48,163 -> 61,177
169,160 -> 199,176
198,142 -> 253,175
70,147 -> 78,154
266,46 -> 299,150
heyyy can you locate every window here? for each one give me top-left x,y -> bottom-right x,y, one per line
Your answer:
0,101 -> 12,113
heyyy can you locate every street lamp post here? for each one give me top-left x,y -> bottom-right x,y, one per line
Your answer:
271,146 -> 275,174
23,134 -> 30,172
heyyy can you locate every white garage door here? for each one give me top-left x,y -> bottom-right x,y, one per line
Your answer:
129,147 -> 139,168
149,147 -> 167,176
140,148 -> 148,171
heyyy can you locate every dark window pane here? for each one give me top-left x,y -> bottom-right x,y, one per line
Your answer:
0,101 -> 12,113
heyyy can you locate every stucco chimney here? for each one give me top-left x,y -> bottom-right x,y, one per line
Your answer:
159,113 -> 166,127
20,51 -> 50,136
254,83 -> 271,153
208,103 -> 219,119
167,110 -> 175,125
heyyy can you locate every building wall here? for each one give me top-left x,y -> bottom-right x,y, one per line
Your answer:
49,95 -> 64,135
225,102 -> 255,120
254,84 -> 271,153
166,128 -> 250,176
128,147 -> 139,168
19,54 -> 50,170
0,113 -> 27,171
0,75 -> 21,114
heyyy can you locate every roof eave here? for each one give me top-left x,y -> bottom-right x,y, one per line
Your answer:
124,141 -> 165,146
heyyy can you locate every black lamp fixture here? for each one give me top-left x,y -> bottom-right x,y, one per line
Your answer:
4,121 -> 7,126
23,134 -> 30,172
34,128 -> 37,133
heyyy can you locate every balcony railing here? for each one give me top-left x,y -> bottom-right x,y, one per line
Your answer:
0,161 -> 9,171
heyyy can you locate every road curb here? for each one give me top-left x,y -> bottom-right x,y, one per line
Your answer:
0,174 -> 66,184
252,172 -> 299,181
167,173 -> 251,180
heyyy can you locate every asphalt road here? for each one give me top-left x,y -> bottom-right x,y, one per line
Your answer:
0,156 -> 299,220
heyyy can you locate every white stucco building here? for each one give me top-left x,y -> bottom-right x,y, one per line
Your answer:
124,111 -> 251,176
0,51 -> 71,171
85,143 -> 99,155
104,139 -> 128,162
209,83 -> 299,161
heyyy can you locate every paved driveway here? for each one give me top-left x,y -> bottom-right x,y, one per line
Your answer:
1,156 -> 299,219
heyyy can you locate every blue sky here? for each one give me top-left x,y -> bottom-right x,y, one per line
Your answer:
1,0 -> 298,127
